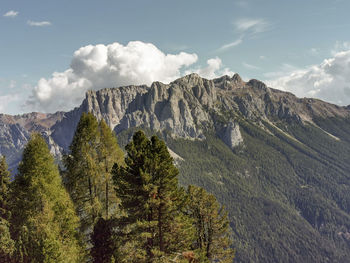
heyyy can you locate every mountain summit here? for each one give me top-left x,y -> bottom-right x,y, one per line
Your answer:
1,74 -> 350,262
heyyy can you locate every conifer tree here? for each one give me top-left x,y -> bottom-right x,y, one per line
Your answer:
0,156 -> 15,262
113,131 -> 195,262
64,112 -> 101,231
64,113 -> 125,233
90,120 -> 124,262
98,119 -> 124,219
11,133 -> 83,263
187,185 -> 235,263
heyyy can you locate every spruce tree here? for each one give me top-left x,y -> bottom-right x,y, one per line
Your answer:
0,156 -> 15,262
187,185 -> 235,263
11,133 -> 83,263
113,131 -> 195,262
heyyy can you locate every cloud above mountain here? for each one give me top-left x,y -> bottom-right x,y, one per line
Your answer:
266,50 -> 350,106
3,10 -> 18,18
27,41 -> 232,112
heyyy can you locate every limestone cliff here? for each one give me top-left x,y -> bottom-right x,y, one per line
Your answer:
1,74 -> 349,169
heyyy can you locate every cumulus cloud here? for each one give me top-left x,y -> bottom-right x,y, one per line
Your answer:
27,20 -> 52,27
27,41 -> 202,112
188,57 -> 234,79
3,10 -> 18,18
266,50 -> 350,106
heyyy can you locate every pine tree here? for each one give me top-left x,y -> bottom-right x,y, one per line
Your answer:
97,119 -> 124,219
90,120 -> 125,263
112,131 -> 195,262
0,156 -> 15,262
11,133 -> 83,263
64,113 -> 125,232
187,185 -> 235,263
64,112 -> 101,232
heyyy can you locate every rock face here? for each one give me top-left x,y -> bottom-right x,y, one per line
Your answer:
1,73 -> 350,170
0,112 -> 64,170
218,121 -> 243,149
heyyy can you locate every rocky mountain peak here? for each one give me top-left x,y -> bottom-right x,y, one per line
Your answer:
2,73 -> 350,170
214,74 -> 245,90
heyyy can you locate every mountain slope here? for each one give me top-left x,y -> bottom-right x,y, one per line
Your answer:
1,74 -> 350,262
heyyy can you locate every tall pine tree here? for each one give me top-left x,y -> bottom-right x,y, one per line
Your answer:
64,113 -> 124,233
187,185 -> 235,263
98,119 -> 124,219
64,112 -> 102,232
10,133 -> 83,263
113,131 -> 195,262
0,156 -> 15,262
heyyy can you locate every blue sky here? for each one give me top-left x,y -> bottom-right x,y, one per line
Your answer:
1,0 -> 350,114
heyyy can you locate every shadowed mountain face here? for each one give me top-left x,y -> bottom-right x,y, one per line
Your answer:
2,74 -> 350,262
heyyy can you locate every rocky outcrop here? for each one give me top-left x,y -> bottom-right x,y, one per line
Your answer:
0,112 -> 63,170
217,121 -> 243,149
1,73 -> 350,170
114,74 -> 213,139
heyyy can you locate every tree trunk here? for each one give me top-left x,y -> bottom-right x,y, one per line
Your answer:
158,202 -> 164,252
106,181 -> 109,219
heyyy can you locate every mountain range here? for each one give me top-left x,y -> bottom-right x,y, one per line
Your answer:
1,73 -> 350,262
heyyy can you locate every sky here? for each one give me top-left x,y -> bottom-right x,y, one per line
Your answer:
1,0 -> 350,114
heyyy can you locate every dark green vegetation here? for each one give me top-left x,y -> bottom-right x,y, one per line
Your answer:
164,116 -> 350,263
115,114 -> 350,263
0,113 -> 233,263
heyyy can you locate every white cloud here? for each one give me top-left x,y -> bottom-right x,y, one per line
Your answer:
218,38 -> 243,51
332,41 -> 350,55
188,57 -> 234,79
27,41 -> 201,112
0,94 -> 20,113
27,20 -> 52,27
27,41 -> 235,112
234,18 -> 270,34
217,18 -> 270,52
3,10 -> 18,18
266,50 -> 350,106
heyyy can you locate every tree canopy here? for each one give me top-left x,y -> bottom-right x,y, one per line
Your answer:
11,133 -> 83,263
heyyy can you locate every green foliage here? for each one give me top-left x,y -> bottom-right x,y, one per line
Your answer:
0,155 -> 11,221
113,131 -> 195,262
64,112 -> 101,231
156,116 -> 350,263
11,133 -> 83,263
0,218 -> 14,261
187,185 -> 235,263
98,119 -> 125,219
64,113 -> 124,235
0,156 -> 15,261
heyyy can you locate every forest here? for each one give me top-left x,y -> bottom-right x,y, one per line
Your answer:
0,112 -> 234,263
